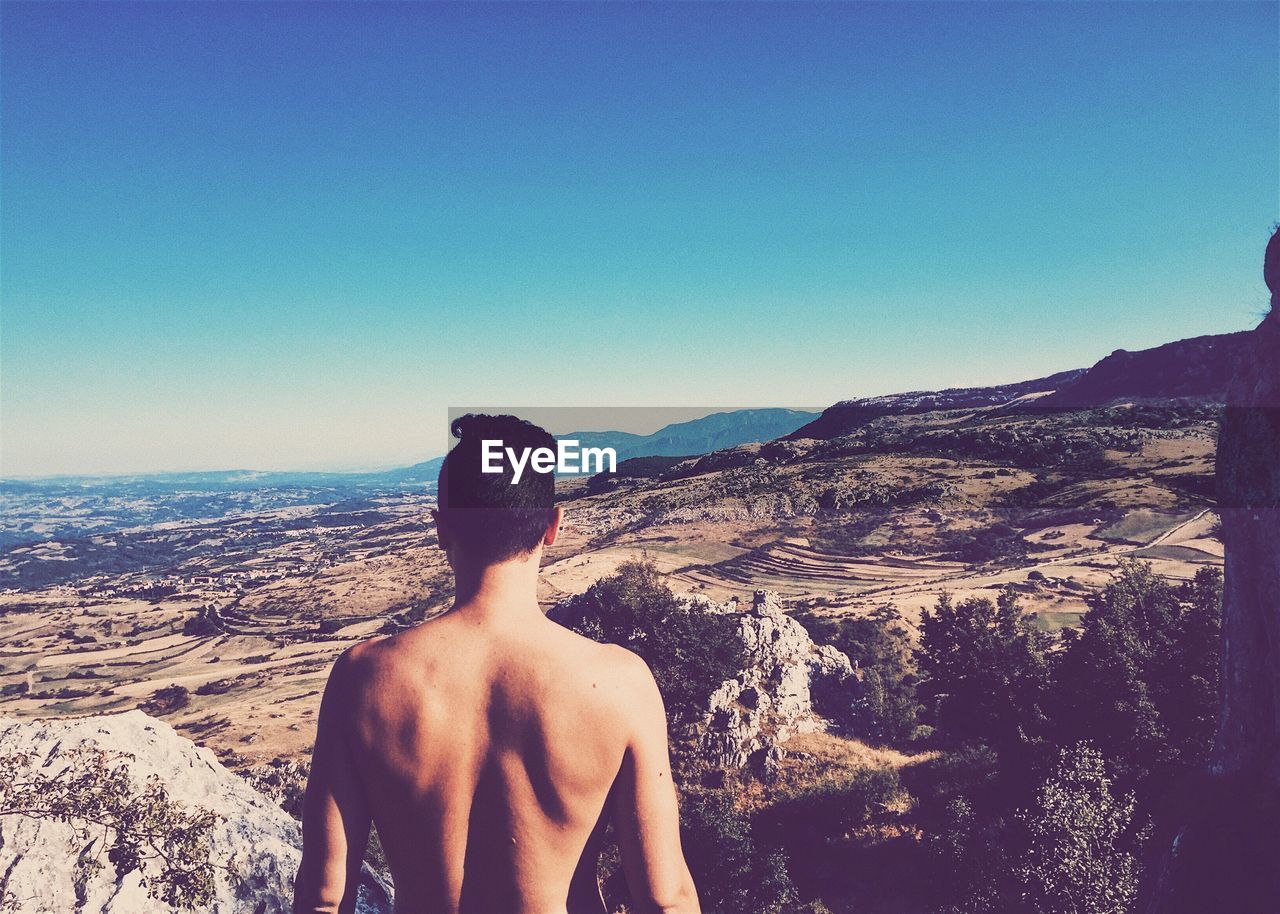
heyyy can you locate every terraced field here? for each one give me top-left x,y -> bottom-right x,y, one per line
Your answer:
685,542 -> 965,595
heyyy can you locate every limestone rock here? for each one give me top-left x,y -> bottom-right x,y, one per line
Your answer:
0,710 -> 392,914
698,590 -> 856,772
1143,233 -> 1280,913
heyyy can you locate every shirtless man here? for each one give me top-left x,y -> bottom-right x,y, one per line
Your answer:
292,414 -> 700,914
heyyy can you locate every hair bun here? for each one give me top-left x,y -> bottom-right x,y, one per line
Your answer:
449,413 -> 555,449
450,413 -> 506,442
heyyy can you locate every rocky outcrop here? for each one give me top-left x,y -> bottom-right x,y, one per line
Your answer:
1143,233 -> 1280,914
1213,316 -> 1280,785
698,590 -> 856,777
1039,332 -> 1251,409
787,369 -> 1086,440
0,711 -> 392,914
790,330 -> 1250,443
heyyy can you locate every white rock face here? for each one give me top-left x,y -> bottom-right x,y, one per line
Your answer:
698,590 -> 856,774
0,711 -> 391,914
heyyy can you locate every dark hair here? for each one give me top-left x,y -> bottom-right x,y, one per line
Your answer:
437,413 -> 558,564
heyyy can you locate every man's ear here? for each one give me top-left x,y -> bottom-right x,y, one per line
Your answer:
543,506 -> 563,547
431,509 -> 452,552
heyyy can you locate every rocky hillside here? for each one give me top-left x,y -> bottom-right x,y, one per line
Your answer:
1038,332 -> 1252,408
788,369 -> 1084,440
0,711 -> 391,914
791,331 -> 1248,441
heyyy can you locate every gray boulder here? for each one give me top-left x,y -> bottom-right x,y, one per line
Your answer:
0,710 -> 391,914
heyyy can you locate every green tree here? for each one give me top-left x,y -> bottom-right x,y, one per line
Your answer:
1052,561 -> 1221,795
1015,743 -> 1143,914
925,745 -> 1143,914
926,796 -> 1015,914
916,589 -> 1052,757
806,605 -> 920,744
680,791 -> 799,914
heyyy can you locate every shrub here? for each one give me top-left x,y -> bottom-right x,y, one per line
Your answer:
903,743 -> 1001,821
922,744 -> 1143,914
757,766 -> 904,848
140,685 -> 190,716
550,560 -> 745,723
925,795 -> 1015,914
238,758 -> 309,819
1015,743 -> 1143,914
680,791 -> 799,914
0,747 -> 219,910
803,605 -> 920,744
182,606 -> 223,637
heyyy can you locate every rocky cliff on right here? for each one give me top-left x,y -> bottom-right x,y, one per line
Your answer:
1144,230 -> 1280,914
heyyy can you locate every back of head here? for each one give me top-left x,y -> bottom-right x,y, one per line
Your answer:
437,414 -> 558,564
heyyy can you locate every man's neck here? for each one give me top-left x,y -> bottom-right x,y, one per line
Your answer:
450,553 -> 544,625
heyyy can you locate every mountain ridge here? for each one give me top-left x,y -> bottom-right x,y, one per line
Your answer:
789,331 -> 1249,442
562,408 -> 820,463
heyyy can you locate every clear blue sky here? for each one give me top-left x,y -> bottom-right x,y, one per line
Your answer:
2,1 -> 1276,475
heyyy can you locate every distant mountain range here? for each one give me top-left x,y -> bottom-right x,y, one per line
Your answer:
1,409 -> 819,493
561,409 -> 820,463
0,464 -> 446,494
790,331 -> 1250,441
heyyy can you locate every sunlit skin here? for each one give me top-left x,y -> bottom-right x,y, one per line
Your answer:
293,506 -> 699,914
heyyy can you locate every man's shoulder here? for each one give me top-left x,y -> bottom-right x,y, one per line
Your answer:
338,611 -> 462,669
338,634 -> 384,666
326,631 -> 410,692
597,641 -> 654,683
323,628 -> 454,720
558,633 -> 661,705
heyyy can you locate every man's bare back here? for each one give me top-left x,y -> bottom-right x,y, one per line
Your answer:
294,414 -> 698,914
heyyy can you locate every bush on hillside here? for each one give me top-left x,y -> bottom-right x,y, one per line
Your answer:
799,605 -> 920,744
925,744 -> 1142,914
680,791 -> 799,914
1052,561 -> 1221,798
916,589 -> 1052,760
551,560 -> 745,724
754,765 -> 905,900
1015,743 -> 1143,914
140,684 -> 190,716
0,747 -> 219,910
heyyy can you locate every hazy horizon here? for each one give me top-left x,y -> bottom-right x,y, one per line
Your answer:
3,2 -> 1275,477
2,405 -> 813,479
